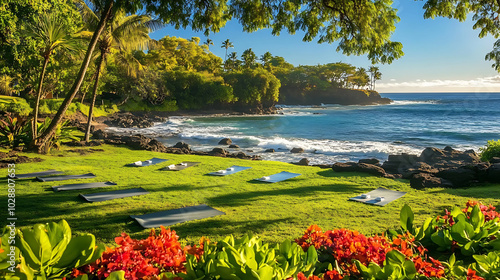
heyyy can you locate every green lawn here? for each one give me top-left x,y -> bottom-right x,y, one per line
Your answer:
1,144 -> 499,246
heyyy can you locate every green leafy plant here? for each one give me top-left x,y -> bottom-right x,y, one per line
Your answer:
13,220 -> 104,280
180,234 -> 318,280
480,140 -> 500,162
470,251 -> 500,280
34,118 -> 80,152
0,113 -> 31,148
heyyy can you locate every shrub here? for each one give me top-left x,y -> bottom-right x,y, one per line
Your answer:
0,113 -> 31,148
480,139 -> 500,162
0,96 -> 32,116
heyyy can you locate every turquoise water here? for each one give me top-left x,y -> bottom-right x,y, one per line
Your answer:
110,92 -> 500,164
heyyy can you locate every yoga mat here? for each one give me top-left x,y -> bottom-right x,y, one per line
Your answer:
207,166 -> 251,176
37,173 -> 96,182
254,171 -> 301,183
52,181 -> 117,192
80,187 -> 148,202
130,204 -> 225,228
126,157 -> 168,167
349,187 -> 407,206
160,162 -> 200,171
13,169 -> 63,179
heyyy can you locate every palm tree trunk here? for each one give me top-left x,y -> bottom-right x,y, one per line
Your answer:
32,56 -> 50,140
32,0 -> 113,153
84,54 -> 104,142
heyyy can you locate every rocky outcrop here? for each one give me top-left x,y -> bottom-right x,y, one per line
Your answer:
92,130 -> 261,160
279,88 -> 392,106
100,112 -> 166,128
290,147 -> 304,153
218,138 -> 232,145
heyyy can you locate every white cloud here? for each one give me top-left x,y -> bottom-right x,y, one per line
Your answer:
377,75 -> 500,93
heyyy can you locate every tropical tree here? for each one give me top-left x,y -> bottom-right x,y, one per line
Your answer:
221,39 -> 233,62
260,51 -> 272,68
78,2 -> 161,142
25,12 -> 81,140
225,51 -> 240,71
32,0 -> 406,153
0,75 -> 14,96
204,38 -> 213,50
241,48 -> 257,69
368,66 -> 382,91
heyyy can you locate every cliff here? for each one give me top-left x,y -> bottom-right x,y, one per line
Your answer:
278,88 -> 392,106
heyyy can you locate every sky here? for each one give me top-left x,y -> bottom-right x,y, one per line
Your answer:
149,1 -> 500,93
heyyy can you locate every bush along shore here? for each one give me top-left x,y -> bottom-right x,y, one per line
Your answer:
2,201 -> 500,280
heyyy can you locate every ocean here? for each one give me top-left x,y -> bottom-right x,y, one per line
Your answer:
108,92 -> 500,165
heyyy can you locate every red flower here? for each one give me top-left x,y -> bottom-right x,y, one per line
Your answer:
467,268 -> 485,280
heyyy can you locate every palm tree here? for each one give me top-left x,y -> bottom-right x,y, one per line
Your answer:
33,0 -> 114,153
25,12 -> 80,140
227,51 -> 239,71
241,48 -> 257,69
368,66 -> 382,91
260,51 -> 272,67
221,39 -> 234,62
204,38 -> 213,50
79,3 -> 161,142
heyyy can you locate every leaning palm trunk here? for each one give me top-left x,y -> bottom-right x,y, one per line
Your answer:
32,56 -> 50,140
32,0 -> 113,153
84,53 -> 104,142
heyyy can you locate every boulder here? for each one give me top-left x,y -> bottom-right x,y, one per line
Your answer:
218,138 -> 232,145
92,129 -> 108,140
382,153 -> 419,174
419,147 -> 481,169
265,149 -> 275,153
332,162 -> 358,172
290,147 -> 304,153
229,144 -> 240,148
234,152 -> 248,159
210,147 -> 228,156
357,163 -> 387,177
437,167 -> 478,188
487,163 -> 500,183
173,142 -> 191,150
400,162 -> 439,179
297,158 -> 310,166
358,158 -> 380,165
410,173 -> 450,189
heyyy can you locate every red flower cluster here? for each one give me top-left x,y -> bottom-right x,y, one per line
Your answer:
296,271 -> 343,280
463,200 -> 500,222
296,225 -> 391,275
74,227 -> 185,280
413,256 -> 445,278
467,268 -> 486,280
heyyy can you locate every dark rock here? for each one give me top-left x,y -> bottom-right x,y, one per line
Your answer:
92,129 -> 108,139
444,146 -> 454,152
218,138 -> 232,145
332,162 -> 358,172
297,158 -> 310,166
229,144 -> 240,148
410,173 -> 449,189
437,167 -> 478,188
471,162 -> 491,182
400,162 -> 439,179
358,158 -> 380,165
210,147 -> 228,156
382,153 -> 419,174
313,164 -> 333,169
234,152 -> 247,159
173,142 -> 191,150
290,147 -> 304,153
419,147 -> 481,169
490,157 -> 500,164
357,163 -> 387,177
101,112 -> 164,128
65,140 -> 103,147
487,163 -> 500,183
265,149 -> 275,153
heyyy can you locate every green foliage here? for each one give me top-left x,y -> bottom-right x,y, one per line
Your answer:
36,118 -> 80,151
480,140 -> 500,162
0,113 -> 31,148
12,220 -> 104,279
354,250 -> 417,280
0,96 -> 32,116
181,235 -> 317,280
471,251 -> 500,279
38,99 -> 78,115
224,68 -> 281,107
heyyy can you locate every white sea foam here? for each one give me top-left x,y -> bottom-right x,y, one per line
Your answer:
390,100 -> 439,105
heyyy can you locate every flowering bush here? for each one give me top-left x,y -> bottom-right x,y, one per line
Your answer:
74,227 -> 185,279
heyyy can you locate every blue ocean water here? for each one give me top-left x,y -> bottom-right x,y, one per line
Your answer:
109,92 -> 500,164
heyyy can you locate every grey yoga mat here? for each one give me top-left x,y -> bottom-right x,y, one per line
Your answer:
126,158 -> 168,167
160,162 -> 200,171
52,181 -> 117,192
13,169 -> 63,179
37,173 -> 96,182
80,187 -> 149,202
254,171 -> 301,183
349,187 -> 407,206
130,204 -> 225,228
207,166 -> 251,176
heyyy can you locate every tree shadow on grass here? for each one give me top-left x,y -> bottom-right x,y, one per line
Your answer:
316,169 -> 371,178
207,183 -> 371,207
425,184 -> 500,201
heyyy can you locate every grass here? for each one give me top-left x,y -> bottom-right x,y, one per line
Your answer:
1,144 -> 499,246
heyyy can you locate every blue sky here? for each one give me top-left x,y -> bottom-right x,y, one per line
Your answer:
149,1 -> 500,93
